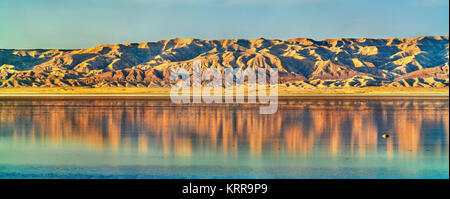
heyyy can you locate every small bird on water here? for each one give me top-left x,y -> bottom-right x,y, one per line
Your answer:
382,134 -> 389,139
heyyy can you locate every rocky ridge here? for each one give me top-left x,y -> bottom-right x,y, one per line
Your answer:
0,36 -> 448,88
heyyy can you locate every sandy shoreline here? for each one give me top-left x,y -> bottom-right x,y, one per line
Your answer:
0,94 -> 448,100
0,87 -> 448,99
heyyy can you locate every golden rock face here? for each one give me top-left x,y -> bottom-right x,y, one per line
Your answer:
0,36 -> 448,88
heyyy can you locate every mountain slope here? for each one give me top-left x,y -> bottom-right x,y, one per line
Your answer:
0,36 -> 448,88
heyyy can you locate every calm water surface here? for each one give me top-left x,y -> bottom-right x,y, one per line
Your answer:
0,97 -> 448,179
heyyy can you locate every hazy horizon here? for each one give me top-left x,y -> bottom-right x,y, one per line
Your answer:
0,35 -> 449,50
1,0 -> 449,49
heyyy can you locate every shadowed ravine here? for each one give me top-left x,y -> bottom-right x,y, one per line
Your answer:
1,36 -> 448,88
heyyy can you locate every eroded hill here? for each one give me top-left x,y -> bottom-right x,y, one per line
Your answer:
0,36 -> 448,88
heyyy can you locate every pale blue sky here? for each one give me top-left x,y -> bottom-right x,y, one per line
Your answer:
0,0 -> 448,49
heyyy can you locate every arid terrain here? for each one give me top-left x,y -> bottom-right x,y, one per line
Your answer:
0,36 -> 448,94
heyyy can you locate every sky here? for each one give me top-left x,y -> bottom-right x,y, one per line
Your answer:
0,0 -> 448,49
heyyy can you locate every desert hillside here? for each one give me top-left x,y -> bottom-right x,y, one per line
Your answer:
0,36 -> 448,88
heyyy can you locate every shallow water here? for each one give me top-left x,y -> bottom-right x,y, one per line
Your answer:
0,97 -> 448,179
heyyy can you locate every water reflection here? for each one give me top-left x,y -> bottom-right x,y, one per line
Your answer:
0,97 -> 449,178
1,98 -> 447,159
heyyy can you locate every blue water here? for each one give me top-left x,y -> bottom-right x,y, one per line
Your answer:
0,97 -> 448,179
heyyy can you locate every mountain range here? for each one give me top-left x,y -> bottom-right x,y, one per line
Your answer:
0,36 -> 448,88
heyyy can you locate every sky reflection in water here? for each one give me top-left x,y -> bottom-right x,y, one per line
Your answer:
0,97 -> 448,179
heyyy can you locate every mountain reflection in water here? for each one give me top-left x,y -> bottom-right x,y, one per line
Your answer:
0,97 -> 448,178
